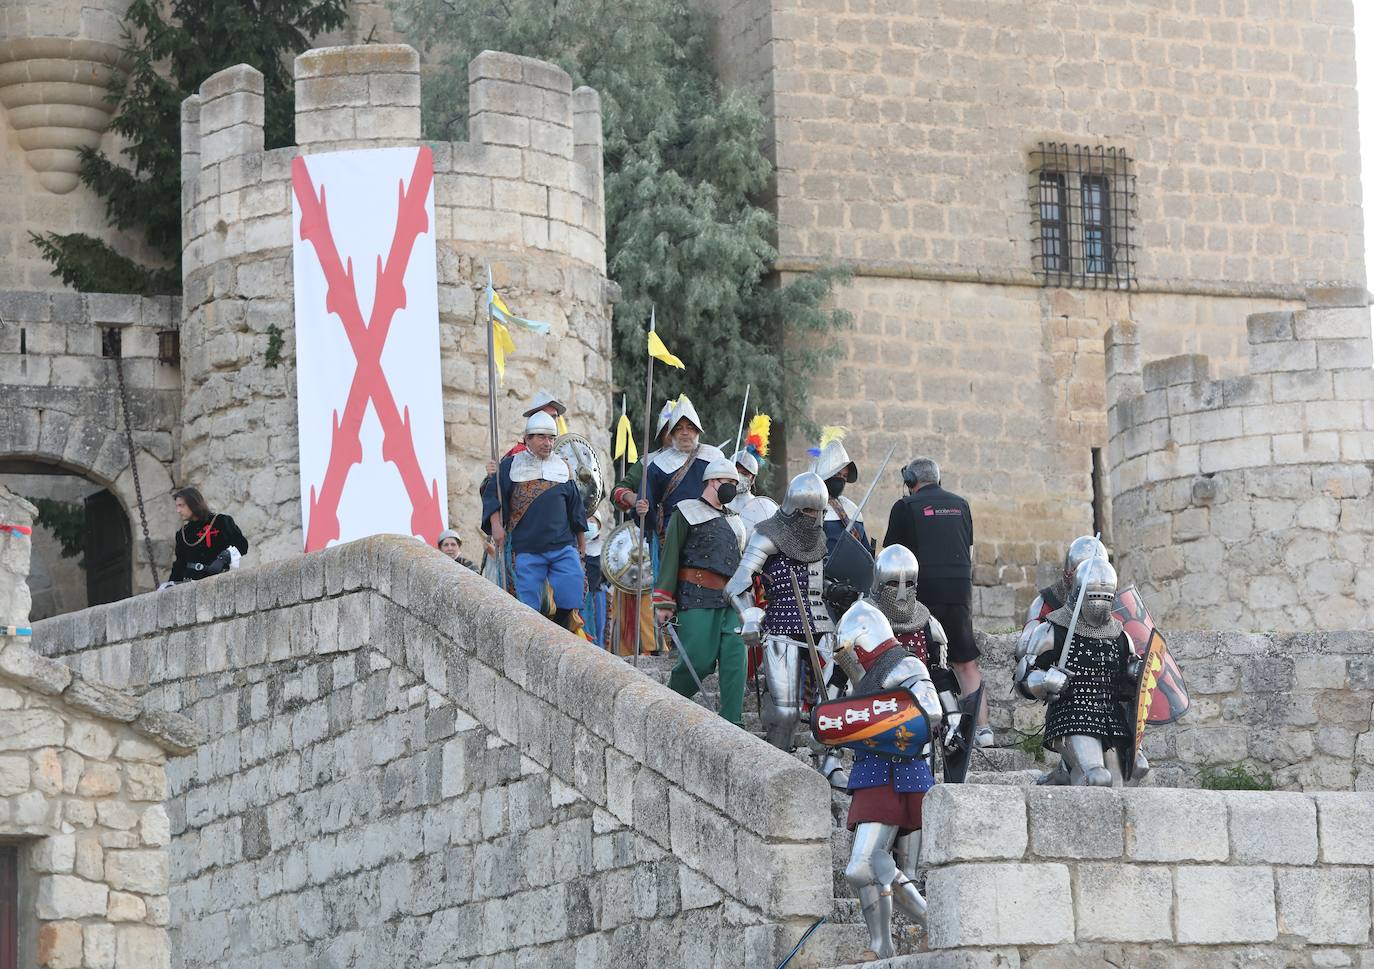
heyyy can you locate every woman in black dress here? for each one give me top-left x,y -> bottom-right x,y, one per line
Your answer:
169,487 -> 248,582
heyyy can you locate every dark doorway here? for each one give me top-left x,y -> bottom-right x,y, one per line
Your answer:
84,489 -> 132,606
0,845 -> 16,969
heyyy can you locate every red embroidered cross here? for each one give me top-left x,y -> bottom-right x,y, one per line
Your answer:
292,147 -> 444,552
197,522 -> 220,548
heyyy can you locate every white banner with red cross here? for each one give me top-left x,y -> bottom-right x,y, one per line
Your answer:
292,146 -> 447,552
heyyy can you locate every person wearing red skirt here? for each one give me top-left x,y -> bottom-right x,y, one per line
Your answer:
831,600 -> 944,962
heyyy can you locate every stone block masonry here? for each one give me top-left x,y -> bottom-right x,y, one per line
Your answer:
1105,287 -> 1374,632
30,536 -> 835,968
177,45 -> 613,565
0,292 -> 181,592
921,784 -> 1374,961
1,481 -> 203,969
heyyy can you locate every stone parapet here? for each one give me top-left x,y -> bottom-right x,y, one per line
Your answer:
30,536 -> 831,967
177,45 -> 613,565
1104,287 -> 1374,631
922,784 -> 1374,957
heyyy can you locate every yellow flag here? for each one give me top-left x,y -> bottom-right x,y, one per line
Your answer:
647,330 -> 685,369
614,413 -> 639,463
492,319 -> 517,380
556,414 -> 569,435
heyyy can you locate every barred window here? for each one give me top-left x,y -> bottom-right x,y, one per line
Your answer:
1029,143 -> 1136,289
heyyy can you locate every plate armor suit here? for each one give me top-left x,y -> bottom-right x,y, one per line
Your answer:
726,472 -> 837,768
831,600 -> 943,962
1013,558 -> 1147,787
1023,535 -> 1108,625
868,545 -> 965,749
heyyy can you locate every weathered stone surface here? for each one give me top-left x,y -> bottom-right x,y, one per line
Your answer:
1277,867 -> 1372,944
922,785 -> 1028,864
1125,789 -> 1228,862
926,863 -> 1073,948
0,642 -> 74,695
1317,793 -> 1374,864
1073,863 -> 1173,942
1026,787 -> 1123,859
1175,866 -> 1278,944
1229,791 -> 1318,864
62,678 -> 140,723
36,874 -> 109,920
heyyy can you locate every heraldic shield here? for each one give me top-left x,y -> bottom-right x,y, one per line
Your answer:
1113,585 -> 1190,725
1127,628 -> 1171,782
811,687 -> 931,758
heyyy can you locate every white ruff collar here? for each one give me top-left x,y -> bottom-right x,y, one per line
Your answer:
651,443 -> 725,475
510,450 -> 570,484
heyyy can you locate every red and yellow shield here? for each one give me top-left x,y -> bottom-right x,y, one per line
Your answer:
811,688 -> 931,757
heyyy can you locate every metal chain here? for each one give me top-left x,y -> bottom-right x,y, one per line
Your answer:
111,346 -> 159,589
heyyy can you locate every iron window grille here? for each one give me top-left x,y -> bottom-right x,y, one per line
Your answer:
1029,143 -> 1136,289
158,329 -> 180,366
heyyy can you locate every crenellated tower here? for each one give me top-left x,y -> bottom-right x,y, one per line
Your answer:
1105,288 -> 1374,631
176,45 -> 614,561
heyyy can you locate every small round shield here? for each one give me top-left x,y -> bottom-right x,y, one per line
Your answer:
554,432 -> 609,518
600,520 -> 653,593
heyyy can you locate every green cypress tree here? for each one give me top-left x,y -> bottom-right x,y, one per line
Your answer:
389,0 -> 851,450
32,0 -> 349,296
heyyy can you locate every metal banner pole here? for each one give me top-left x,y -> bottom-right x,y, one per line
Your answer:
632,307 -> 657,667
731,384 -> 751,458
485,265 -> 508,593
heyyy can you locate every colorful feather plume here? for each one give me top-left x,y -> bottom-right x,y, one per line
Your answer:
808,424 -> 847,458
745,414 -> 771,460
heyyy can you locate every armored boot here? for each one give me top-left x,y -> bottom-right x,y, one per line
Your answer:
857,884 -> 896,960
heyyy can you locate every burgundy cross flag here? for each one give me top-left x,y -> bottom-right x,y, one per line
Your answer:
292,146 -> 448,551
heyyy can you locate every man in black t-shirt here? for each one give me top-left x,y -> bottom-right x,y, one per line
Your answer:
883,457 -> 992,746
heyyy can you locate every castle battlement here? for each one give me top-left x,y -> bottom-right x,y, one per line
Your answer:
174,45 -> 614,563
1103,288 -> 1374,631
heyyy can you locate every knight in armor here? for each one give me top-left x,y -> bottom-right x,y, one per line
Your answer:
654,458 -> 748,725
481,411 -> 588,629
831,600 -> 943,962
1026,535 -> 1108,623
814,437 -> 872,556
726,471 -> 846,787
1014,558 -> 1146,786
869,545 -> 965,750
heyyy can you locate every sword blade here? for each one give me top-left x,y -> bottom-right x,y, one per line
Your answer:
785,565 -> 828,704
663,621 -> 706,698
1056,581 -> 1088,674
851,443 -> 898,524
732,383 -> 751,458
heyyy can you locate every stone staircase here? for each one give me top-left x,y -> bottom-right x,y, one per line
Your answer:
629,653 -> 1050,967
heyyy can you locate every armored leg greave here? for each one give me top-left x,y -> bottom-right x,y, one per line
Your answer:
1063,735 -> 1113,787
846,823 -> 903,958
760,635 -> 803,750
894,832 -> 920,881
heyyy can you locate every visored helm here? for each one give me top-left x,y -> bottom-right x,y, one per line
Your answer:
1063,535 -> 1108,584
1072,557 -> 1118,627
872,544 -> 919,611
835,599 -> 898,671
780,472 -> 827,518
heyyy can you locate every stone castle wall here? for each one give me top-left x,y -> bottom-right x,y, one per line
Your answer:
694,0 -> 1366,624
976,629 -> 1374,793
1105,288 -> 1374,632
0,291 -> 181,591
176,45 -> 613,564
921,784 -> 1374,961
2,482 -> 199,969
29,537 -> 837,969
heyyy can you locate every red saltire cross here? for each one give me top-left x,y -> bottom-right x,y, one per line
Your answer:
292,147 -> 444,552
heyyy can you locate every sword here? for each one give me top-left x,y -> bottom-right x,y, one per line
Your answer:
661,619 -> 706,698
732,383 -> 751,458
1056,576 -> 1089,675
786,565 -> 829,707
849,443 -> 897,531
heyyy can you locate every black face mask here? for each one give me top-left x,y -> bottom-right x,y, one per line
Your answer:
716,482 -> 738,505
826,478 -> 845,498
